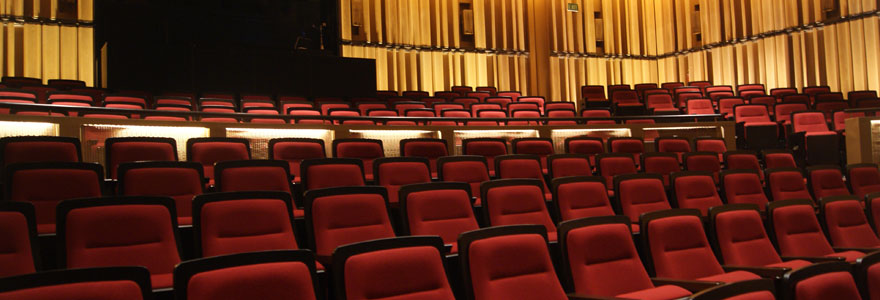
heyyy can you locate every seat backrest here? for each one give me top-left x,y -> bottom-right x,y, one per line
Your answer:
462,138 -> 508,175
763,150 -> 797,169
720,170 -> 770,210
580,108 -> 611,118
6,162 -> 103,234
767,199 -> 835,257
671,171 -> 723,215
193,191 -> 298,258
300,158 -> 365,190
374,157 -> 432,204
787,262 -> 862,300
615,174 -> 672,223
0,202 -> 38,277
0,267 -> 152,300
333,236 -> 455,300
458,225 -> 568,300
645,93 -> 674,109
558,216 -> 660,297
480,179 -> 557,238
400,138 -> 448,175
547,154 -> 591,178
596,153 -> 638,188
694,138 -> 727,159
214,160 -> 292,193
775,103 -> 809,123
640,209 -> 725,279
807,166 -> 851,201
304,186 -> 395,259
105,137 -> 178,179
174,250 -> 318,300
708,205 -> 784,266
724,151 -> 761,172
683,152 -> 722,182
332,139 -> 384,180
847,164 -> 880,198
399,182 -> 478,248
611,90 -> 640,105
791,111 -> 831,133
186,138 -> 251,180
641,152 -> 680,186
770,88 -> 798,99
495,155 -> 550,194
268,138 -> 326,181
551,176 -> 614,221
687,98 -> 715,114
582,85 -> 607,101
512,138 -> 554,171
437,155 -> 490,204
118,161 -> 205,226
608,137 -> 644,162
564,137 -> 604,165
766,168 -> 813,202
0,136 -> 81,168
57,197 -> 182,288
655,137 -> 691,161
735,104 -> 772,123
832,111 -> 865,131
820,196 -> 880,248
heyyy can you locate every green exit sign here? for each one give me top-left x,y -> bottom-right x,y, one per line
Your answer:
567,3 -> 579,12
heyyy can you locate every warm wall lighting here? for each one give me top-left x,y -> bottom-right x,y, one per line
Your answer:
82,124 -> 210,164
226,128 -> 334,159
0,121 -> 59,138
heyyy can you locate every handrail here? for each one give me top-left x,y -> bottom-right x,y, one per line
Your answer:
0,102 -> 724,123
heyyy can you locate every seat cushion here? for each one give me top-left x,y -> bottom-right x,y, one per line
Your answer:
697,271 -> 761,283
616,285 -> 692,300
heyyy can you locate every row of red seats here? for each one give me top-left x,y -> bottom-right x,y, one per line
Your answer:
2,193 -> 879,300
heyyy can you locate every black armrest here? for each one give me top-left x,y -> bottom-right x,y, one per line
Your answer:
722,265 -> 790,279
782,256 -> 845,263
567,293 -> 631,300
833,247 -> 880,254
651,277 -> 722,292
443,244 -> 453,253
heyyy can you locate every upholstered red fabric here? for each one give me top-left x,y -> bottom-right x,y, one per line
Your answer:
823,199 -> 880,248
618,178 -> 671,223
792,112 -> 832,133
440,160 -> 489,206
271,141 -> 325,182
199,199 -> 298,257
849,165 -> 880,198
809,168 -> 851,199
497,159 -> 550,197
10,168 -> 101,234
609,139 -> 644,163
335,141 -> 384,181
377,161 -> 431,203
566,223 -> 690,299
764,152 -> 797,169
485,184 -> 557,241
768,170 -> 813,202
656,139 -> 691,161
0,280 -> 145,300
771,204 -> 864,261
310,194 -> 394,258
735,105 -> 773,123
549,157 -> 591,178
722,172 -> 769,209
187,261 -> 316,300
555,180 -> 614,221
685,154 -> 721,182
643,155 -> 680,186
695,139 -> 727,160
189,142 -> 249,180
514,140 -> 553,172
344,246 -> 455,300
304,164 -> 365,190
647,215 -> 760,282
404,189 -> 478,252
597,156 -> 637,188
673,175 -> 722,215
464,140 -> 506,176
466,234 -> 568,300
121,167 -> 202,225
106,142 -> 176,179
725,153 -> 763,181
287,109 -> 325,124
0,211 -> 35,277
714,209 -> 810,269
401,140 -> 447,176
218,166 -> 290,193
566,139 -> 604,165
64,204 -> 181,288
3,141 -> 79,166
687,99 -> 715,114
794,271 -> 862,300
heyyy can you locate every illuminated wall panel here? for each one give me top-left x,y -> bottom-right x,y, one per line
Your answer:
81,124 -> 210,165
0,121 -> 58,137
